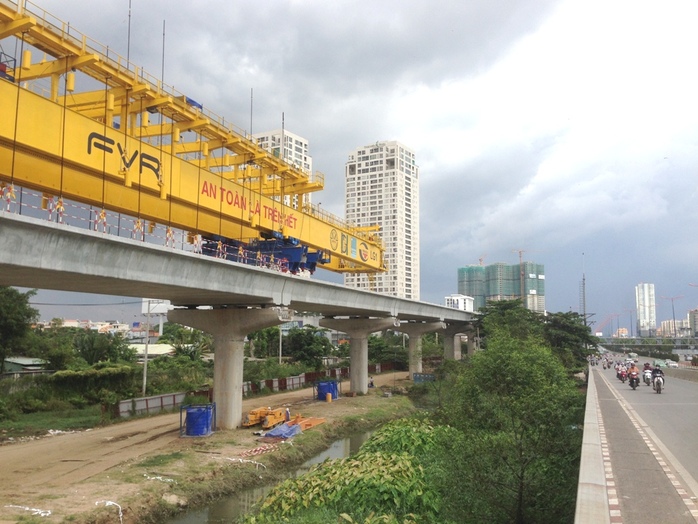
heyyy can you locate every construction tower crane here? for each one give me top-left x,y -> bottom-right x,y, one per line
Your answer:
0,0 -> 386,274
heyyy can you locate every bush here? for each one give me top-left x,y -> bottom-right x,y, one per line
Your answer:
0,398 -> 16,422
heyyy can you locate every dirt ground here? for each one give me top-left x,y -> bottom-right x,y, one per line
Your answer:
0,372 -> 410,523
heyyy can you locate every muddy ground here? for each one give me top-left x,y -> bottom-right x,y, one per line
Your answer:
0,372 -> 412,523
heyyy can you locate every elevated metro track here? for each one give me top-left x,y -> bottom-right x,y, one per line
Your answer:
0,213 -> 472,324
0,0 -> 385,274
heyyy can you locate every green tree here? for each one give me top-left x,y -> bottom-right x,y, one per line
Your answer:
158,322 -> 212,360
73,331 -> 135,365
285,326 -> 331,370
477,299 -> 542,344
24,327 -> 79,370
542,311 -> 598,367
420,331 -> 444,360
0,287 -> 39,372
368,331 -> 408,367
246,326 -> 280,359
435,328 -> 583,523
478,300 -> 597,370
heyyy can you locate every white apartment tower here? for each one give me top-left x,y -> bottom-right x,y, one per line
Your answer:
253,129 -> 313,208
344,140 -> 420,300
635,282 -> 656,337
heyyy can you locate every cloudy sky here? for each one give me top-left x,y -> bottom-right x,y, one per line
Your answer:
17,0 -> 698,335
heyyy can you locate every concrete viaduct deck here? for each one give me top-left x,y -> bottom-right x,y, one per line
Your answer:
0,212 -> 476,428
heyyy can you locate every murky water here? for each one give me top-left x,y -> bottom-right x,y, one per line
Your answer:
168,431 -> 372,523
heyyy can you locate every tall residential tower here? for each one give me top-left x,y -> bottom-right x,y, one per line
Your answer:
344,140 -> 419,299
635,282 -> 656,337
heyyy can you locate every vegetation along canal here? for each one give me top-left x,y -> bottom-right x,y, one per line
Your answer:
168,431 -> 373,523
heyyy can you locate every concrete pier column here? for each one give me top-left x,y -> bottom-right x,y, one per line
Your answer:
168,308 -> 283,429
440,322 -> 474,361
319,317 -> 399,394
397,321 -> 446,378
463,326 -> 478,356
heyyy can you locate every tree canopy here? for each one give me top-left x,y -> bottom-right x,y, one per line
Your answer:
0,287 -> 39,372
285,326 -> 331,370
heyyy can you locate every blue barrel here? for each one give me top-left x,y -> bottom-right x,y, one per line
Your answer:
185,405 -> 212,436
317,381 -> 338,400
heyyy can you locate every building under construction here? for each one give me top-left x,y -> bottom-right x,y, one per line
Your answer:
457,262 -> 545,313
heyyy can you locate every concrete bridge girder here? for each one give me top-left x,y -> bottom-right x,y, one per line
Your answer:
168,307 -> 283,430
319,317 -> 400,394
397,321 -> 446,378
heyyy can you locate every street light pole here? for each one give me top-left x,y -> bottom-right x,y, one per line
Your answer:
660,295 -> 683,339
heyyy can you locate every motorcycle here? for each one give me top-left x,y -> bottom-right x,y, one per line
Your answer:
629,371 -> 639,390
653,375 -> 664,394
619,370 -> 627,383
643,369 -> 652,386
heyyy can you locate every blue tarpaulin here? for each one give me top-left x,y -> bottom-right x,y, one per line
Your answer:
265,423 -> 302,439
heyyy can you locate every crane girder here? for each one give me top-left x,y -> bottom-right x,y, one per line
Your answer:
0,0 -> 385,273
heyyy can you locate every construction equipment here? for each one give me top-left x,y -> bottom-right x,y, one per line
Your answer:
261,408 -> 287,430
241,406 -> 272,427
0,0 -> 386,275
288,415 -> 326,431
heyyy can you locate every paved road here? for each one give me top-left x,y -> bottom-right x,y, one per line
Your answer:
593,367 -> 698,523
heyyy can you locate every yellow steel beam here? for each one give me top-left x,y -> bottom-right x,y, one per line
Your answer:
0,15 -> 34,39
12,53 -> 99,82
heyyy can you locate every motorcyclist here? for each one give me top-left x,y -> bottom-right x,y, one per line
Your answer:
643,362 -> 652,371
627,363 -> 640,386
651,365 -> 665,389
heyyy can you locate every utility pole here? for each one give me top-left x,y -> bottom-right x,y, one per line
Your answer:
141,299 -> 152,396
580,252 -> 587,327
660,295 -> 683,338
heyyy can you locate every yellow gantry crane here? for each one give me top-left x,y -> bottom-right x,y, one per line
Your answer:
0,0 -> 385,274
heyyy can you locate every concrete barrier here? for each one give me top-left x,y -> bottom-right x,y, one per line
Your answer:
574,368 -> 610,524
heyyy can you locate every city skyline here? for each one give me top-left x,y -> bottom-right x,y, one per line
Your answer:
8,0 -> 698,332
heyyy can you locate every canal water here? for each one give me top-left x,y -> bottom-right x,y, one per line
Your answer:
168,431 -> 373,523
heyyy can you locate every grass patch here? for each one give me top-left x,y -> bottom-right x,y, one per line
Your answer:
137,452 -> 185,469
0,405 -> 105,440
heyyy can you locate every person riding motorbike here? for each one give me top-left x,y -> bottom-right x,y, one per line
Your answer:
651,365 -> 665,389
643,362 -> 652,371
627,363 -> 640,387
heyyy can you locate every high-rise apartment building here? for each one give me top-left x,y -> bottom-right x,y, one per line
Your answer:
344,140 -> 419,300
635,282 -> 656,337
253,129 -> 313,208
457,262 -> 545,313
